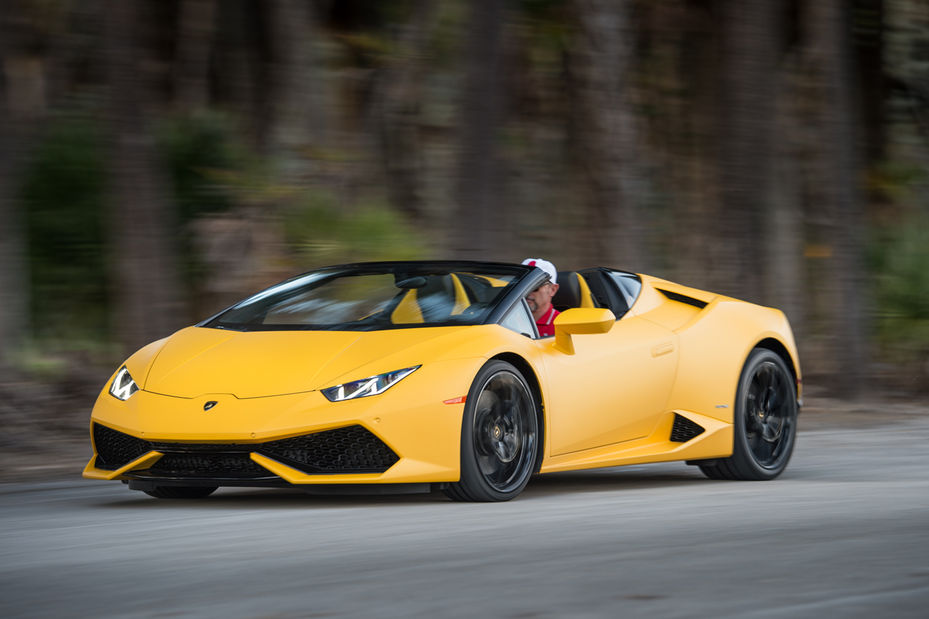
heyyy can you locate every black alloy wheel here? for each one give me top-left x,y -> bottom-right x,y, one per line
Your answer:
699,348 -> 798,481
444,360 -> 539,501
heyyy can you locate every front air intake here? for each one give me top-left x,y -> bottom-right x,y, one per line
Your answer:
259,425 -> 399,474
670,414 -> 705,443
92,423 -> 399,476
93,423 -> 152,470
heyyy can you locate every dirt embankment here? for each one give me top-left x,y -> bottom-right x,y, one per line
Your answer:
0,370 -> 101,483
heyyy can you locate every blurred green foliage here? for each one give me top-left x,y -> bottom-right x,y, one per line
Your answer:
19,109 -> 425,355
22,113 -> 108,343
284,191 -> 426,266
158,111 -> 245,299
158,111 -> 242,222
871,210 -> 929,363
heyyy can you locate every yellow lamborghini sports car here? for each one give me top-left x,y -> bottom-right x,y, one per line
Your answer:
84,261 -> 801,502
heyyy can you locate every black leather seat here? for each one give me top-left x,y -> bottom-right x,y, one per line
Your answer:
553,271 -> 596,311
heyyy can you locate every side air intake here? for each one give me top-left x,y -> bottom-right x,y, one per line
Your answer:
670,413 -> 705,442
657,289 -> 708,309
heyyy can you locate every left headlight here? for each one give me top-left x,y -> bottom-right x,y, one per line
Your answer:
322,366 -> 420,402
109,366 -> 139,401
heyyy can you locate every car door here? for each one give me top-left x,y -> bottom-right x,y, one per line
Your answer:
540,275 -> 679,456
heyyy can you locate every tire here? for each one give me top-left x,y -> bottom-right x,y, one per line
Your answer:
699,348 -> 798,481
444,360 -> 539,502
143,485 -> 218,499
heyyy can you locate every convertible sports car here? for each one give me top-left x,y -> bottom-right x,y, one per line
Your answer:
84,260 -> 801,501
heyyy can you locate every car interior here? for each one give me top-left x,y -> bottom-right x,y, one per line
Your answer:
553,270 -> 633,319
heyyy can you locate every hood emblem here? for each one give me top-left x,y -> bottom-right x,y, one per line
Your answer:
203,401 -> 218,411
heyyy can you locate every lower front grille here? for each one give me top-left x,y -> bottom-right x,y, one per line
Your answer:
670,413 -> 705,443
150,453 -> 269,479
92,423 -> 399,477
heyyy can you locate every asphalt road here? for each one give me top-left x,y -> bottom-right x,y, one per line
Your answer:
2,412 -> 928,619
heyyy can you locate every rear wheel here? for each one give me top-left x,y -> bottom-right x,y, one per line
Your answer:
444,361 -> 539,502
699,348 -> 797,481
143,485 -> 218,499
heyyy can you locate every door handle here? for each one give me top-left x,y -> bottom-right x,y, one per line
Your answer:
651,341 -> 674,357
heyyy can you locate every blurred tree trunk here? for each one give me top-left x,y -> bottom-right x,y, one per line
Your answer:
568,0 -> 647,271
106,0 -> 186,354
853,0 -> 885,165
665,2 -> 721,289
0,93 -> 31,369
761,5 -> 805,336
806,0 -> 868,396
0,5 -> 47,367
451,0 -> 507,259
375,0 -> 436,224
174,0 -> 216,111
766,58 -> 805,338
265,0 -> 326,178
714,0 -> 781,303
214,1 -> 261,146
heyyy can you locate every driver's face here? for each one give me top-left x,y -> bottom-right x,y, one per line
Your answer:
526,281 -> 558,319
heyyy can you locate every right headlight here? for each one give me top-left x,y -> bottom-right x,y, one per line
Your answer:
321,366 -> 420,402
109,366 -> 139,401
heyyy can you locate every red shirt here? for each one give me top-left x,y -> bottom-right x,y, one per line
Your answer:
536,306 -> 560,337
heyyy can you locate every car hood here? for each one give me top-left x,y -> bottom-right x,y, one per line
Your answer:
142,325 -> 484,399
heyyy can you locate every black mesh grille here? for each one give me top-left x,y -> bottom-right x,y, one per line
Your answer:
259,426 -> 399,474
150,453 -> 269,478
92,423 -> 398,477
93,423 -> 152,470
670,414 -> 705,442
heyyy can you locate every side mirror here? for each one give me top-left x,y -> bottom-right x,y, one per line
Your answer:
553,308 -> 615,355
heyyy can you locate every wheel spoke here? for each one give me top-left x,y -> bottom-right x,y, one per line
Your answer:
506,381 -> 519,407
769,371 -> 785,410
755,436 -> 775,463
764,365 -> 777,392
748,430 -> 762,454
766,417 -> 784,441
477,452 -> 499,478
745,410 -> 763,433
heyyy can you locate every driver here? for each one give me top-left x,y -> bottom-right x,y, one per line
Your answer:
522,258 -> 560,337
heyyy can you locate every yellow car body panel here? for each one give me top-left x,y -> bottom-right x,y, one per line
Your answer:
543,312 -> 677,455
84,263 -> 801,495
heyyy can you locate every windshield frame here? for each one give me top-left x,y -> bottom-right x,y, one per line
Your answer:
198,261 -> 538,332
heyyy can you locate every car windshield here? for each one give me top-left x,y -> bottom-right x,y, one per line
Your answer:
202,262 -> 527,331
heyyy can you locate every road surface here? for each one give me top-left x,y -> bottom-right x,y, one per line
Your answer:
2,409 -> 927,618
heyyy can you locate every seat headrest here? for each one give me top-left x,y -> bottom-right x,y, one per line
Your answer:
552,271 -> 581,310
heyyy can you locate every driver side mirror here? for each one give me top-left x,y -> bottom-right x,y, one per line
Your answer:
553,308 -> 615,355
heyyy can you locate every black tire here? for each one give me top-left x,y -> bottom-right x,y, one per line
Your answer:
444,360 -> 539,502
143,485 -> 218,499
699,348 -> 797,481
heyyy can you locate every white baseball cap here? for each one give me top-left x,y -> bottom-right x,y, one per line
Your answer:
521,258 -> 557,285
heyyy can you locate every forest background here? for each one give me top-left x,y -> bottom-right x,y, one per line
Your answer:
1,0 -> 927,466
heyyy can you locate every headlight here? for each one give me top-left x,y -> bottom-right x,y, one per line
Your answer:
322,366 -> 420,402
109,366 -> 139,401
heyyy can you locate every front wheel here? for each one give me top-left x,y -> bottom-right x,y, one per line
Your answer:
699,348 -> 798,481
444,361 -> 539,502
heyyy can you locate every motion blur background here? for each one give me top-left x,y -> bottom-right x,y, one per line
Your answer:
0,0 -> 927,465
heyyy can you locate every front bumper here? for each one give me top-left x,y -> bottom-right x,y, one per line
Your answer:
83,364 -> 470,486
